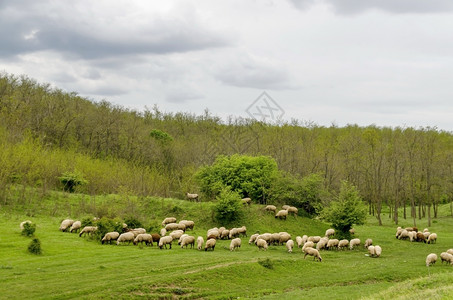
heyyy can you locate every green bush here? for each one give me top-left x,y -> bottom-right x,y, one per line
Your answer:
81,217 -> 94,228
28,238 -> 42,255
123,216 -> 143,229
213,187 -> 243,225
95,217 -> 124,240
58,171 -> 88,193
21,222 -> 36,237
258,258 -> 274,270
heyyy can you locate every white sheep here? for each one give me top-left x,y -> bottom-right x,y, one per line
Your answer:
230,238 -> 241,251
364,238 -> 373,249
180,236 -> 195,249
59,219 -> 74,232
229,228 -> 239,239
427,233 -> 437,244
302,235 -> 308,244
207,229 -> 220,240
395,227 -> 403,239
256,238 -> 268,250
179,220 -> 195,230
327,239 -> 339,250
408,231 -> 416,242
316,238 -> 329,251
368,245 -> 375,257
349,238 -> 361,250
255,233 -> 272,244
204,238 -> 216,251
159,236 -> 173,249
79,226 -> 97,237
275,210 -> 288,220
440,252 -> 453,265
308,236 -> 321,243
423,231 -> 431,239
117,232 -> 135,245
197,236 -> 204,250
338,239 -> 349,250
325,228 -> 335,238
426,253 -> 437,266
129,228 -> 146,237
241,197 -> 251,205
186,192 -> 199,201
161,217 -> 177,226
237,226 -> 247,237
270,233 -> 281,245
286,206 -> 298,216
70,221 -> 81,233
102,232 -> 120,244
221,229 -> 230,240
279,232 -> 291,245
303,247 -> 322,262
249,233 -> 259,244
286,240 -> 294,253
134,234 -> 153,246
398,229 -> 409,240
374,245 -> 382,258
282,205 -> 290,210
302,241 -> 315,252
447,249 -> 453,256
170,230 -> 185,240
423,228 -> 429,233
178,234 -> 189,245
296,236 -> 303,248
20,220 -> 32,230
160,228 -> 167,237
165,223 -> 181,232
265,205 -> 277,213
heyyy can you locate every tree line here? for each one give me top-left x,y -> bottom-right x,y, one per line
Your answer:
1,72 -> 452,226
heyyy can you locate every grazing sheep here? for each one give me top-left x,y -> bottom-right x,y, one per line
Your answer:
179,220 -> 195,230
117,232 -> 135,245
308,236 -> 321,243
20,220 -> 32,230
159,236 -> 173,249
102,232 -> 120,244
302,241 -> 315,252
350,238 -> 361,250
186,193 -> 199,201
325,229 -> 335,238
423,228 -> 429,233
205,238 -> 216,251
161,217 -> 177,226
255,233 -> 272,244
229,228 -> 239,239
160,228 -> 167,237
70,221 -> 81,233
302,235 -> 308,244
129,228 -> 146,237
349,228 -> 356,235
327,239 -> 339,250
364,239 -> 373,249
304,247 -> 322,262
221,229 -> 230,240
368,246 -> 375,257
398,229 -> 409,240
282,205 -> 290,210
134,234 -> 153,246
423,231 -> 431,239
447,249 -> 453,256
415,232 -> 426,243
218,226 -> 225,236
279,232 -> 292,245
181,236 -> 195,249
275,210 -> 288,220
440,252 -> 453,265
427,233 -> 437,244
395,227 -> 403,239
265,205 -> 277,213
270,233 -> 281,246
197,236 -> 204,250
170,230 -> 185,240
256,238 -> 268,250
286,240 -> 294,253
408,231 -> 416,242
316,238 -> 329,251
374,245 -> 382,257
79,226 -> 98,237
237,226 -> 247,237
286,206 -> 298,216
151,233 -> 161,244
296,236 -> 303,248
426,253 -> 438,266
178,234 -> 189,245
241,197 -> 251,205
405,227 -> 418,232
249,233 -> 259,245
165,223 -> 181,232
59,219 -> 74,232
230,238 -> 242,251
207,229 -> 220,240
338,239 -> 349,250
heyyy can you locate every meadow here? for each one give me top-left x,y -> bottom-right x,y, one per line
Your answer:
1,188 -> 453,299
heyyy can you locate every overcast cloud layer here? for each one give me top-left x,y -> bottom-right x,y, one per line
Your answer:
1,0 -> 452,130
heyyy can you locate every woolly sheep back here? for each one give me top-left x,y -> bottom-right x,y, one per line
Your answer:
230,238 -> 241,251
426,253 -> 437,266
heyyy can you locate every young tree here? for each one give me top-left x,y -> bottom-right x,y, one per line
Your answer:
321,181 -> 367,239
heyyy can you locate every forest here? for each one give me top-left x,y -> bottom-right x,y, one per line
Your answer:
1,72 -> 452,227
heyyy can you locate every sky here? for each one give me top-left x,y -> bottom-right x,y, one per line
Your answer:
1,0 -> 453,130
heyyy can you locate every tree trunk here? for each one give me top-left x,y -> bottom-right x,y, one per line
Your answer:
427,203 -> 431,227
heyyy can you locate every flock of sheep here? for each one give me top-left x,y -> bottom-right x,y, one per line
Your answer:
264,204 -> 298,219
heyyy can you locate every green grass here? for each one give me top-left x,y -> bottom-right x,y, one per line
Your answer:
1,188 -> 453,299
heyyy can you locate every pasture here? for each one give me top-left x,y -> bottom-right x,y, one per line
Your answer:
1,190 -> 453,299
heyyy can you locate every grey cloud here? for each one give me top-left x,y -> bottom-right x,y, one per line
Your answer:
165,89 -> 203,104
289,0 -> 453,14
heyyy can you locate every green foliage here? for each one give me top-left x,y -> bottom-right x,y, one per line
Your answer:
123,216 -> 143,229
321,181 -> 367,238
149,129 -> 173,143
81,217 -> 94,228
213,187 -> 243,225
196,154 -> 279,203
21,222 -> 36,237
95,217 -> 124,240
58,171 -> 88,193
27,238 -> 42,255
258,258 -> 274,270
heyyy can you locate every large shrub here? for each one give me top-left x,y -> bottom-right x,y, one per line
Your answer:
28,238 -> 42,255
196,154 -> 279,203
58,171 -> 88,193
321,181 -> 367,239
213,187 -> 243,225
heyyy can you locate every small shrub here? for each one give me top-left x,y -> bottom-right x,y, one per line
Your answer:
28,238 -> 42,255
95,217 -> 124,240
123,216 -> 143,229
58,171 -> 88,193
258,258 -> 274,270
21,222 -> 36,237
81,217 -> 94,227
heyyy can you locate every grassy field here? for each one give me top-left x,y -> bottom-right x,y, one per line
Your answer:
1,189 -> 453,299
